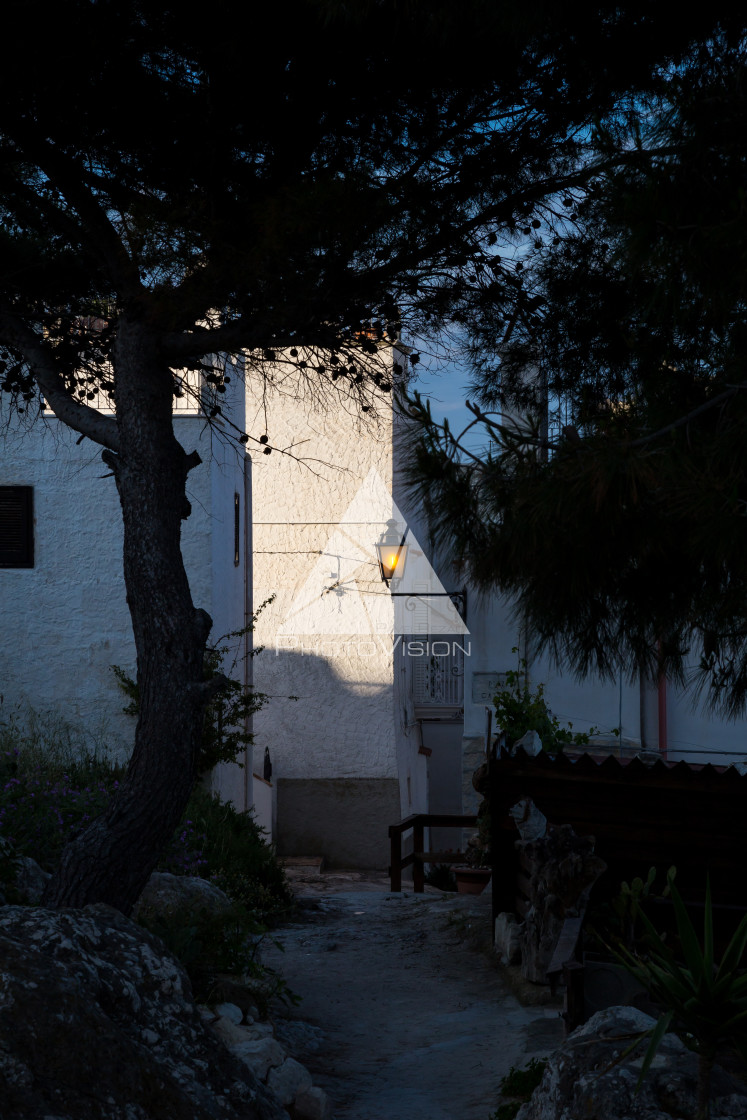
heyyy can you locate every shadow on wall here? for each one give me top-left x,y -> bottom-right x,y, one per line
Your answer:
254,645 -> 407,870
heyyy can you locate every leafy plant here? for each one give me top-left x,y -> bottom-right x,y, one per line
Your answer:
174,785 -> 293,922
0,743 -> 123,872
0,719 -> 292,921
589,866 -> 675,952
489,1058 -> 547,1119
424,862 -> 457,891
112,613 -> 271,776
0,833 -> 22,903
612,871 -> 747,1120
493,648 -> 606,752
136,898 -> 299,1013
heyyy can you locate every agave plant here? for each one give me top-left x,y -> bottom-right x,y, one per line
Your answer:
614,870 -> 747,1120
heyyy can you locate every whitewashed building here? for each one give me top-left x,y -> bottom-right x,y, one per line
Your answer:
2,353 -> 746,872
0,368 -> 257,816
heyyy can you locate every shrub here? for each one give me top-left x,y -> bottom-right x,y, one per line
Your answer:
490,1058 -> 547,1119
0,714 -> 291,921
136,896 -> 298,1012
0,738 -> 123,872
173,785 -> 293,922
494,649 -> 605,752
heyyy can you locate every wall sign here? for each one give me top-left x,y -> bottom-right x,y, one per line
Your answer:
471,672 -> 506,703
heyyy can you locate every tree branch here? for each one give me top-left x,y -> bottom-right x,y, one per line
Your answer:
627,382 -> 747,448
8,130 -> 143,299
0,305 -> 120,452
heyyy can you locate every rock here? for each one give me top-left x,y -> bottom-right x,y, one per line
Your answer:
212,1014 -> 255,1047
512,729 -> 543,756
293,1085 -> 332,1120
267,1058 -> 313,1107
274,1021 -> 325,1057
0,904 -> 289,1120
244,1021 -> 276,1039
517,823 -> 606,983
14,855 -> 51,904
516,1006 -> 747,1120
210,975 -> 261,1020
494,912 -> 522,964
230,1037 -> 287,1081
132,870 -> 233,922
509,798 -> 547,842
214,1001 -> 244,1024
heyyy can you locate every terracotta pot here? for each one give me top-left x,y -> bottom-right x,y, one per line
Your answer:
454,866 -> 491,895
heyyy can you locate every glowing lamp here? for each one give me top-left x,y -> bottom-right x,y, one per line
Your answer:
375,519 -> 408,585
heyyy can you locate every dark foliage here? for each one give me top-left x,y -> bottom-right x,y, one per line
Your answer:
1,0 -> 737,908
404,35 -> 747,714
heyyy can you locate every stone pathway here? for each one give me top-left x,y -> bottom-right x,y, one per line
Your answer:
264,872 -> 564,1120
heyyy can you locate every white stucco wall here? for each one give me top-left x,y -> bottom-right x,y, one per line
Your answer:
0,402 -> 250,793
458,593 -> 747,768
248,354 -> 426,837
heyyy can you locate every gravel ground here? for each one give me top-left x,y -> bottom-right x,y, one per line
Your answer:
264,870 -> 564,1120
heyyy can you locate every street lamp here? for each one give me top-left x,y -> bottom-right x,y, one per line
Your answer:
375,519 -> 409,586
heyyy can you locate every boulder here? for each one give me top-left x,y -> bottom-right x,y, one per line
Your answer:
214,1001 -> 244,1025
14,855 -> 51,904
494,911 -> 522,965
267,1058 -> 313,1107
516,1006 -> 747,1120
132,870 -> 233,921
0,904 -> 289,1120
293,1086 -> 332,1120
223,1036 -> 286,1081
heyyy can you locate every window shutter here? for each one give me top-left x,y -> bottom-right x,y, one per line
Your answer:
0,487 -> 34,568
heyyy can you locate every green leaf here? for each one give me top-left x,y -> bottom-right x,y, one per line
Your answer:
669,879 -> 705,980
703,876 -> 714,983
717,913 -> 747,978
636,1011 -> 674,1092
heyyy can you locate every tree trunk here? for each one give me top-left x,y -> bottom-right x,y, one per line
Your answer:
42,318 -> 211,915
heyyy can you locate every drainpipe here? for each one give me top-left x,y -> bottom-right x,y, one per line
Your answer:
243,451 -> 253,813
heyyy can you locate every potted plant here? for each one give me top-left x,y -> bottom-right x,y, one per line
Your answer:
454,801 -> 492,894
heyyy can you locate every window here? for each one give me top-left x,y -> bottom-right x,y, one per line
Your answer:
234,492 -> 240,567
0,487 -> 34,568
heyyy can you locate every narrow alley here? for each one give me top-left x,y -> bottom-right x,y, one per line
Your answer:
265,873 -> 564,1120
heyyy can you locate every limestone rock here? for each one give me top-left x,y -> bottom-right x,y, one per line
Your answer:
293,1085 -> 332,1120
212,1014 -> 256,1047
274,1020 -> 325,1058
230,1037 -> 287,1081
14,855 -> 51,904
267,1058 -> 313,1106
512,729 -> 543,756
518,823 -> 606,983
509,798 -> 547,843
494,912 -> 522,965
132,870 -> 233,922
0,904 -> 289,1120
214,1001 -> 244,1024
516,1006 -> 747,1120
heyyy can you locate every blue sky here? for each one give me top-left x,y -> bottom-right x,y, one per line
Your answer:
408,351 -> 495,456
